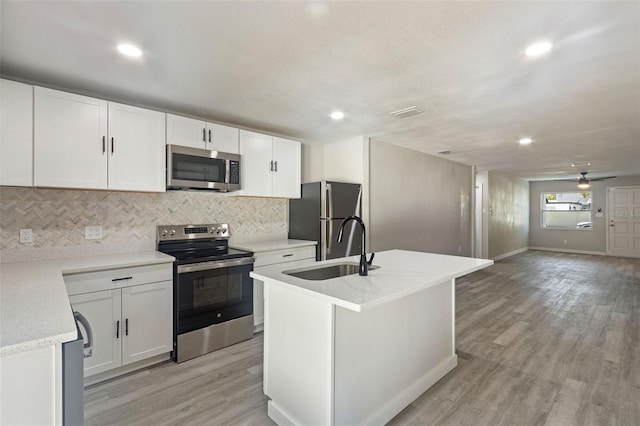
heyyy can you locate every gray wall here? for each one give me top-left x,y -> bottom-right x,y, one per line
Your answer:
529,175 -> 640,253
487,172 -> 530,259
368,140 -> 472,256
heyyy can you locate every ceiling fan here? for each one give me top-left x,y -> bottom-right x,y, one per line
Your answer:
555,172 -> 617,189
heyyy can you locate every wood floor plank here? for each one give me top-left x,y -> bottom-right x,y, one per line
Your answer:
85,250 -> 640,426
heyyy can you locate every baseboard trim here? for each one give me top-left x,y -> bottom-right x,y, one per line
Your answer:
529,247 -> 607,256
268,400 -> 299,426
491,247 -> 529,261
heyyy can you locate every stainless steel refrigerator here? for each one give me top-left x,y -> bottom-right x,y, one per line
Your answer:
289,181 -> 362,261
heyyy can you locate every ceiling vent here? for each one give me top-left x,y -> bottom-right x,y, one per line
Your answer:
389,106 -> 424,119
437,150 -> 452,155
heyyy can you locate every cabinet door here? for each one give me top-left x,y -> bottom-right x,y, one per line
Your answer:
272,137 -> 301,198
121,281 -> 173,365
239,130 -> 273,196
206,122 -> 239,154
166,113 -> 206,149
107,102 -> 166,192
69,289 -> 122,377
34,87 -> 108,189
0,79 -> 33,186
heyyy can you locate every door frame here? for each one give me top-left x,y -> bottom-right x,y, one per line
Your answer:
606,185 -> 640,258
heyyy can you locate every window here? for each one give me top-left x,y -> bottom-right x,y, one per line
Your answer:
541,192 -> 592,230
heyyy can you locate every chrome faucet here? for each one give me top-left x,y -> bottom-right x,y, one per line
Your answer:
337,215 -> 375,276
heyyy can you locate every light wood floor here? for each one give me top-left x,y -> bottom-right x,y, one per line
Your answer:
85,250 -> 640,426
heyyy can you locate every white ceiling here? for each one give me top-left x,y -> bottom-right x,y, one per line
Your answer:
1,1 -> 638,180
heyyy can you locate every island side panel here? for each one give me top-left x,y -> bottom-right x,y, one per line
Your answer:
333,279 -> 455,426
264,281 -> 335,425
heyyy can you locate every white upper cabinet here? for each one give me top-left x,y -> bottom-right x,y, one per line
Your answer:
166,113 -> 239,153
33,87 -> 165,192
0,79 -> 33,186
272,137 -> 301,198
107,102 -> 165,192
34,87 -> 108,189
207,121 -> 239,153
239,130 -> 301,198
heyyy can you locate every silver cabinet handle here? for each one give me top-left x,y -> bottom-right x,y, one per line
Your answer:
112,276 -> 132,282
274,160 -> 278,172
202,128 -> 206,142
208,129 -> 211,143
74,311 -> 94,358
269,161 -> 273,172
125,318 -> 129,336
116,320 -> 120,338
111,137 -> 114,154
283,253 -> 294,257
102,136 -> 106,154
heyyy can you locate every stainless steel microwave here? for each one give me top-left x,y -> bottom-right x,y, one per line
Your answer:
166,144 -> 241,191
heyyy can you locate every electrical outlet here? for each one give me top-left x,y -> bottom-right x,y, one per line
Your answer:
85,225 -> 103,240
19,228 -> 33,244
458,245 -> 462,253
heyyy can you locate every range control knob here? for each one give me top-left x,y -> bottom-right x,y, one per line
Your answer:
221,227 -> 228,234
216,227 -> 221,234
209,227 -> 215,234
160,230 -> 168,237
169,229 -> 176,236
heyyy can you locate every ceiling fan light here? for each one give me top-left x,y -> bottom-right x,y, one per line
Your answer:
577,182 -> 590,189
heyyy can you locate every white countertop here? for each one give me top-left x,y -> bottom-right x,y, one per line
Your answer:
230,239 -> 316,253
251,249 -> 493,312
0,251 -> 174,356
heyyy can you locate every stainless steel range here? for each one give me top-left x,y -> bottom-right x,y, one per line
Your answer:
157,224 -> 254,363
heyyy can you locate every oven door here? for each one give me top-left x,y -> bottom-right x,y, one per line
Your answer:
175,257 -> 254,335
167,144 -> 235,191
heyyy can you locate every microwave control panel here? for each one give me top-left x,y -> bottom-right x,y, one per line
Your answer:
229,161 -> 240,184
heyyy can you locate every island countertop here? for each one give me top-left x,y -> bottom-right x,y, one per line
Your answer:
0,251 -> 174,356
250,249 -> 493,312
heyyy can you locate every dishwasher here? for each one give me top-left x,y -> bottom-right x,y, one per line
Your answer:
62,310 -> 92,425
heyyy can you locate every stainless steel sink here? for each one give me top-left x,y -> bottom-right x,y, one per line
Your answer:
283,262 -> 380,281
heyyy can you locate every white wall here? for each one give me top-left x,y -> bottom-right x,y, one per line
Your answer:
323,136 -> 366,184
301,142 -> 324,183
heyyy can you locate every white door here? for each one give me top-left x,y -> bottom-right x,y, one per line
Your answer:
34,87 -> 108,189
107,102 -> 166,192
607,186 -> 640,258
239,130 -> 273,196
272,137 -> 301,198
166,113 -> 206,149
0,79 -> 33,186
206,122 -> 239,154
121,281 -> 173,365
69,289 -> 122,377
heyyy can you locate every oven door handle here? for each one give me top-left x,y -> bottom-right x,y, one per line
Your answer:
177,257 -> 255,274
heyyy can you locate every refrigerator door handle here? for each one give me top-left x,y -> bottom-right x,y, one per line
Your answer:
326,183 -> 333,220
328,218 -> 333,255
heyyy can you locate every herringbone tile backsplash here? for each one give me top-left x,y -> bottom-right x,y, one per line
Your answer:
0,187 -> 288,262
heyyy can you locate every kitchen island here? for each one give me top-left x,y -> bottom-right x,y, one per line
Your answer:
251,249 -> 493,426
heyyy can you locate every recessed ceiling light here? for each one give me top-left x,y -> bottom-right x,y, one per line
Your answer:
117,43 -> 143,57
330,111 -> 345,120
518,137 -> 533,145
524,41 -> 553,57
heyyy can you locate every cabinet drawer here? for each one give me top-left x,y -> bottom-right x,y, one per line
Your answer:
253,246 -> 315,268
65,263 -> 172,296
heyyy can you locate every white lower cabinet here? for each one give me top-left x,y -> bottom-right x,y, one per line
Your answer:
64,263 -> 172,380
252,245 -> 316,331
69,289 -> 121,377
